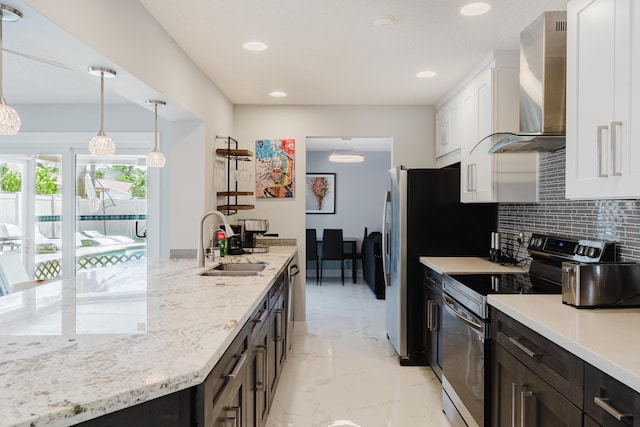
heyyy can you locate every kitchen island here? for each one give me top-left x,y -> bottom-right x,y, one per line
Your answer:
489,294 -> 640,393
0,246 -> 297,427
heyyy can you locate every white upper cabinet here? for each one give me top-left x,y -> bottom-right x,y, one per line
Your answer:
566,0 -> 639,199
458,53 -> 539,203
435,97 -> 461,159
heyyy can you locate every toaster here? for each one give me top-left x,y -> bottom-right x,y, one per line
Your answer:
562,262 -> 640,308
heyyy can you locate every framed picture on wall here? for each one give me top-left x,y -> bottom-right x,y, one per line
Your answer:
305,173 -> 335,214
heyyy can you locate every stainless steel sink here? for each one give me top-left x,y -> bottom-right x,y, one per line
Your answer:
199,262 -> 268,276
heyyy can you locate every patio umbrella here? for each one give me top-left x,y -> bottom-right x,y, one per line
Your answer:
84,173 -> 101,213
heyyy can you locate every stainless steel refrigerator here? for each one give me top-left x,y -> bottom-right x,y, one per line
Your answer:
382,165 -> 497,365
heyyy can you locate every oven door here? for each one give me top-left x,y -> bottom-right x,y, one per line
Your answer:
441,292 -> 488,427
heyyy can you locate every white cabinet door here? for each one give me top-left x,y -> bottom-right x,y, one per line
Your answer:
461,67 -> 497,203
566,0 -> 636,199
435,98 -> 461,159
456,51 -> 537,203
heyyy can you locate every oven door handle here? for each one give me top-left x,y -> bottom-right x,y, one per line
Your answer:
442,294 -> 484,332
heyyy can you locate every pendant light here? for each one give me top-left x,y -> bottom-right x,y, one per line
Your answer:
0,5 -> 22,135
88,66 -> 117,155
146,99 -> 166,168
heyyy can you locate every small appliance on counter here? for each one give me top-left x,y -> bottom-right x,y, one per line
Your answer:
238,219 -> 270,253
562,262 -> 640,308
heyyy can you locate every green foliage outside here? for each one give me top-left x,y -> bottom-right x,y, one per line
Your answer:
35,163 -> 59,194
0,162 -> 147,198
0,164 -> 21,192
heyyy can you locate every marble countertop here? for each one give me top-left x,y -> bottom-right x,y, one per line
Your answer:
489,294 -> 640,393
0,246 -> 297,427
420,256 -> 529,275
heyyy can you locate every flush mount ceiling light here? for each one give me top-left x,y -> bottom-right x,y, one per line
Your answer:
269,91 -> 287,98
373,15 -> 394,26
146,99 -> 166,168
88,66 -> 117,155
416,70 -> 437,78
329,150 -> 365,163
460,2 -> 491,16
243,41 -> 268,51
0,4 -> 22,135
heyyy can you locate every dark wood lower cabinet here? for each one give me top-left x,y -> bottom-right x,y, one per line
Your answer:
77,389 -> 193,427
422,267 -> 442,380
80,267 -> 291,427
492,342 -> 582,427
584,364 -> 640,427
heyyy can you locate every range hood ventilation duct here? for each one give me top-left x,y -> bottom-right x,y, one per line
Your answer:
479,11 -> 567,154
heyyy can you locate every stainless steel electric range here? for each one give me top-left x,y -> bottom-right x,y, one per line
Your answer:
440,233 -> 616,427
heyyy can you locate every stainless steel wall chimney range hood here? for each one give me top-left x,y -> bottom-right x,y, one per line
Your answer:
482,11 -> 567,154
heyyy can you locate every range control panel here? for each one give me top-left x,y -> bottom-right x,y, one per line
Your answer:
527,233 -> 616,263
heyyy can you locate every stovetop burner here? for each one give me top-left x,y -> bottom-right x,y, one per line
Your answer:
448,273 -> 562,296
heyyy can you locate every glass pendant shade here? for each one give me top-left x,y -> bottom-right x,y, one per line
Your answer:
146,99 -> 166,168
146,149 -> 166,167
0,97 -> 20,135
89,131 -> 116,156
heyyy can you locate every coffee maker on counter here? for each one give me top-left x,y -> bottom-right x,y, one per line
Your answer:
237,219 -> 270,253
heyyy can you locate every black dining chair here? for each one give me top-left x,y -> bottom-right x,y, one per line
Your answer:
344,226 -> 368,283
320,228 -> 345,285
306,228 -> 319,284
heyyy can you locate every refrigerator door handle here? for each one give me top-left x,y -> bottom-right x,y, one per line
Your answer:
382,190 -> 391,286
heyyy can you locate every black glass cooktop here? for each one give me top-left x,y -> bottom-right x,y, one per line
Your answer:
448,273 -> 563,296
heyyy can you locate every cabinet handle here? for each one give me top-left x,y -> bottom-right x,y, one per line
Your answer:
224,352 -> 247,380
467,164 -> 472,191
255,345 -> 266,391
275,308 -> 284,342
511,383 -> 522,427
253,309 -> 267,324
610,121 -> 622,176
223,406 -> 241,427
426,300 -> 434,331
288,264 -> 300,278
597,125 -> 609,177
520,390 -> 534,427
594,396 -> 634,421
507,336 -> 541,360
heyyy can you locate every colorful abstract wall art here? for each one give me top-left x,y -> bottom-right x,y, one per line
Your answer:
255,139 -> 295,198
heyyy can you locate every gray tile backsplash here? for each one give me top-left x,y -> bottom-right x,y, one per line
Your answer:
498,149 -> 640,262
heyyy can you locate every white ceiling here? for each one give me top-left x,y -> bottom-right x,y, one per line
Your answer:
1,0 -> 567,116
139,0 -> 568,105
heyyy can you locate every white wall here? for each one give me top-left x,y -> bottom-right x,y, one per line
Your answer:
306,150 -> 390,242
234,104 -> 435,320
24,0 -> 235,256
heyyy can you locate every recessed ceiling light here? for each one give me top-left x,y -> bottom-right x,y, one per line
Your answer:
269,91 -> 287,98
460,2 -> 491,16
373,15 -> 394,26
243,41 -> 268,51
416,70 -> 437,78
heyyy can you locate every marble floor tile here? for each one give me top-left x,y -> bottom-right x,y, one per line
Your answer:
266,279 -> 452,427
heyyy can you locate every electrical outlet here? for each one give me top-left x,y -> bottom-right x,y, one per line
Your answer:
517,231 -> 524,245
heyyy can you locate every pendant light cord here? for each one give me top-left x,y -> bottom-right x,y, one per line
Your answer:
154,102 -> 159,150
0,11 -> 5,101
99,71 -> 105,134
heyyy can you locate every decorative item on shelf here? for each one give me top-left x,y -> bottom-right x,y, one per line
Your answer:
0,4 -> 22,135
145,99 -> 166,168
215,136 -> 255,215
255,139 -> 295,198
88,66 -> 117,155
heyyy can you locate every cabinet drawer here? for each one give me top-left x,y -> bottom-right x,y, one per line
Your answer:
491,308 -> 584,408
249,295 -> 269,338
197,324 -> 249,426
268,273 -> 286,309
585,364 -> 640,427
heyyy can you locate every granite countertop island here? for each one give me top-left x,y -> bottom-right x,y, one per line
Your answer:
420,256 -> 528,274
489,294 -> 640,393
0,246 -> 297,427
